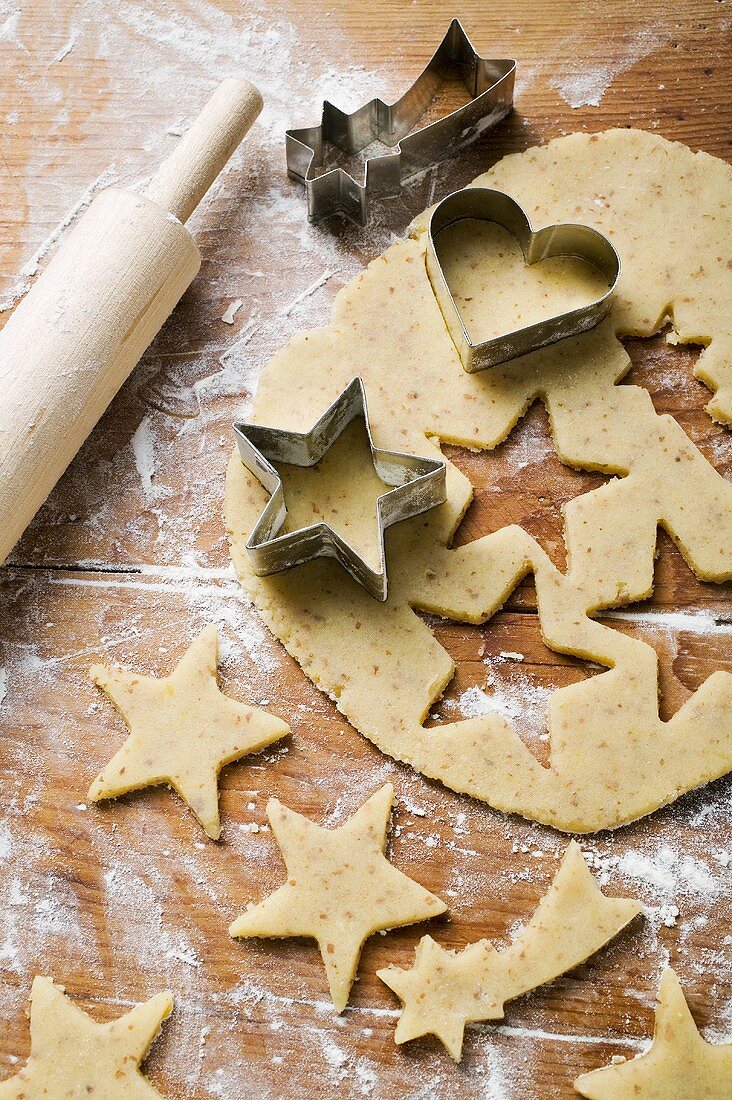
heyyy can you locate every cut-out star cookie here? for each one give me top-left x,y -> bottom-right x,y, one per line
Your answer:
575,968 -> 732,1099
89,624 -> 289,839
378,841 -> 642,1061
229,783 -> 447,1011
0,975 -> 172,1098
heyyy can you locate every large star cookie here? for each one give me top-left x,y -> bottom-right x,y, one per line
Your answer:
378,841 -> 642,1060
89,624 -> 289,839
0,976 -> 172,1098
575,968 -> 732,1099
229,783 -> 446,1011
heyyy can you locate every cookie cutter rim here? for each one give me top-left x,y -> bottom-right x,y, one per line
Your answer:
426,186 -> 622,372
285,19 -> 516,224
233,377 -> 447,601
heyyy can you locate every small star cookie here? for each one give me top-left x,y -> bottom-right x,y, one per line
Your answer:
575,968 -> 732,1099
378,841 -> 642,1060
0,976 -> 172,1098
229,783 -> 447,1011
89,624 -> 289,839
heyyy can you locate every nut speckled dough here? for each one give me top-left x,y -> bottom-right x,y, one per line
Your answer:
277,418 -> 389,572
0,976 -> 172,1098
439,219 -> 611,343
89,624 -> 289,839
379,841 -> 642,1061
229,784 -> 446,1011
225,129 -> 732,833
575,969 -> 732,1099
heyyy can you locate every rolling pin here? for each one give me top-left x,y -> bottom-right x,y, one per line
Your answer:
0,77 -> 263,564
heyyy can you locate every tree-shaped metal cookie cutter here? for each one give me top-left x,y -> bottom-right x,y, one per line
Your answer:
286,20 -> 515,224
427,186 -> 621,371
233,377 -> 447,601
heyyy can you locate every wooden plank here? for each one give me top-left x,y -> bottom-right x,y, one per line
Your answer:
0,1 -> 730,1097
0,565 -> 729,1096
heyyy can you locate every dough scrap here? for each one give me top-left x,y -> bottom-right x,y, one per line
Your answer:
89,624 -> 289,839
0,976 -> 172,1098
228,783 -> 446,1011
378,840 -> 641,1061
575,968 -> 732,1099
225,129 -> 732,833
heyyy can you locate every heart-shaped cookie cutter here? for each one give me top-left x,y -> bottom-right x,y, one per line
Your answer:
426,187 -> 621,372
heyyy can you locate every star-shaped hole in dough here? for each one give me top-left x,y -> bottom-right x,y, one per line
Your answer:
228,783 -> 447,1011
378,841 -> 642,1061
0,976 -> 172,1098
89,624 -> 289,839
575,967 -> 732,1099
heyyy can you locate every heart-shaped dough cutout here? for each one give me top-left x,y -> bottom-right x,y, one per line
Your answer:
426,187 -> 620,372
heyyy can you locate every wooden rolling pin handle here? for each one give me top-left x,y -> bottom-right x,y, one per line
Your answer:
145,77 -> 264,223
0,77 -> 263,566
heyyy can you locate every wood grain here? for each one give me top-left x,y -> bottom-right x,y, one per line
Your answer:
0,2 -> 730,1098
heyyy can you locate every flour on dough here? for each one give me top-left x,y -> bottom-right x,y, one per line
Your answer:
226,129 -> 732,833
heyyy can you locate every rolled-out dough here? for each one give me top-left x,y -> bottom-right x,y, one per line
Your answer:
226,129 -> 732,833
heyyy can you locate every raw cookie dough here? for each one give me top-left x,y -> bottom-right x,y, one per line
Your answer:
437,219 -> 611,344
226,129 -> 732,833
0,976 -> 172,1098
575,968 -> 732,1098
378,841 -> 641,1061
89,624 -> 289,839
229,783 -> 446,1011
277,418 -> 390,572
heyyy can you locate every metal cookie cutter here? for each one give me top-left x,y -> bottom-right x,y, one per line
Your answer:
427,187 -> 621,372
286,20 -> 515,224
233,377 -> 447,601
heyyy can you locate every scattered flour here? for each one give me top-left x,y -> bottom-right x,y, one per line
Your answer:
280,269 -> 337,317
0,164 -> 118,312
618,847 -> 718,898
450,684 -> 501,720
0,9 -> 26,52
441,658 -> 553,753
550,26 -> 668,109
221,299 -> 243,325
130,415 -> 160,500
476,1040 -> 512,1100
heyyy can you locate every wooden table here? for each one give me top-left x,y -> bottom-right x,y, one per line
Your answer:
0,1 -> 730,1096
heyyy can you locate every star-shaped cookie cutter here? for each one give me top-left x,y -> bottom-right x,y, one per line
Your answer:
285,19 -> 515,224
233,377 -> 447,601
